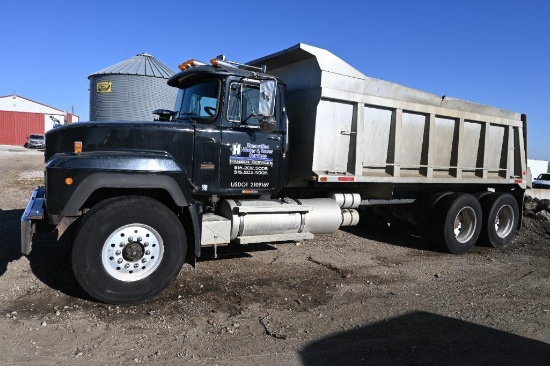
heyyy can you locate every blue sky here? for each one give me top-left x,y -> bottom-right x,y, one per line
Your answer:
1,0 -> 549,159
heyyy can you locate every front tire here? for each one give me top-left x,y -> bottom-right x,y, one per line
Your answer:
72,196 -> 187,304
432,193 -> 482,254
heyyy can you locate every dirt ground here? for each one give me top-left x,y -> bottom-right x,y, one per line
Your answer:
0,144 -> 549,365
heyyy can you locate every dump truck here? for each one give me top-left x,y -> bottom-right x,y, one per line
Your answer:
21,44 -> 528,304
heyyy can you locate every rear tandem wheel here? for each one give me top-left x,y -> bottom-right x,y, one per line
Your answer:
432,193 -> 482,254
479,192 -> 519,248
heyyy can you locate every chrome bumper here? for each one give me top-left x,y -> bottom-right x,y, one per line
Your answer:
21,186 -> 46,255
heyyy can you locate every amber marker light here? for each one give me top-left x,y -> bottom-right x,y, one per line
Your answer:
65,177 -> 73,185
178,60 -> 191,70
178,59 -> 206,70
210,58 -> 219,66
74,141 -> 82,154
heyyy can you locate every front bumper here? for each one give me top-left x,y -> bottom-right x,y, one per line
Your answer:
21,186 -> 46,255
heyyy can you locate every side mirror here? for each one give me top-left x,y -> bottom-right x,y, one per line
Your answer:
258,79 -> 276,116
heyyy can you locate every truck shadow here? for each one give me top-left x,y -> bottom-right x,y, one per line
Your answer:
27,231 -> 92,301
342,221 -> 431,252
0,209 -> 24,277
300,311 -> 550,365
0,206 -> 430,301
0,208 -> 91,301
198,242 -> 277,262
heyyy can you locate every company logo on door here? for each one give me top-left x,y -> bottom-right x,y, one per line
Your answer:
231,143 -> 242,156
230,142 -> 273,166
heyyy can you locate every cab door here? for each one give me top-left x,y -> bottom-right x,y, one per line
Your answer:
219,78 -> 283,194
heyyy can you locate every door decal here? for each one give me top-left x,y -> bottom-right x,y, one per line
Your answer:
229,143 -> 274,171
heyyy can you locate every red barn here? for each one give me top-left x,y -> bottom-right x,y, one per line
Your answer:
0,95 -> 79,146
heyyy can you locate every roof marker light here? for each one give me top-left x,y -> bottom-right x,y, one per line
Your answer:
178,59 -> 207,71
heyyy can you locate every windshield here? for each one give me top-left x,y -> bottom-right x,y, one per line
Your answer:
536,173 -> 550,180
174,79 -> 219,121
30,135 -> 44,140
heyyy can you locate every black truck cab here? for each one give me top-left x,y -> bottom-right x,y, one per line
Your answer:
167,64 -> 288,197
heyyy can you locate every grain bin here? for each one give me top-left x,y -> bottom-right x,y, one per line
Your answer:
89,53 -> 177,121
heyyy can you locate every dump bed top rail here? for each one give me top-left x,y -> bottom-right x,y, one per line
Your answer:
250,43 -> 521,120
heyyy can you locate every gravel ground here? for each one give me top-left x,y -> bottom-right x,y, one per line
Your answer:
0,145 -> 549,365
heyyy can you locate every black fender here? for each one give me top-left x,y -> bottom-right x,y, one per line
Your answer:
60,172 -> 193,216
45,151 -> 194,216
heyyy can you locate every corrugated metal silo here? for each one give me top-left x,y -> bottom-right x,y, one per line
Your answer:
88,53 -> 177,121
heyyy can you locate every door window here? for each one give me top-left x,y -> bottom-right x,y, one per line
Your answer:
227,79 -> 276,127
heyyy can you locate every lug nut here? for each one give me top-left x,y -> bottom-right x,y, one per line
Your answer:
145,250 -> 151,255
119,242 -> 125,247
134,263 -> 139,268
115,250 -> 121,256
142,258 -> 147,263
124,263 -> 130,269
144,242 -> 149,247
117,258 -> 123,264
137,236 -> 142,242
128,236 -> 134,242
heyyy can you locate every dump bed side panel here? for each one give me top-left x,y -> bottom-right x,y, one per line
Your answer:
250,44 -> 527,188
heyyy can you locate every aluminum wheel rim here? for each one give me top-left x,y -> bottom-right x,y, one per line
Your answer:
495,204 -> 514,238
453,207 -> 477,243
101,224 -> 164,282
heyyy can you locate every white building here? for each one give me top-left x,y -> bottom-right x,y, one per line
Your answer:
528,159 -> 549,179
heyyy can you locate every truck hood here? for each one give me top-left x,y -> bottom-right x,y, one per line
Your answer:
45,121 -> 195,174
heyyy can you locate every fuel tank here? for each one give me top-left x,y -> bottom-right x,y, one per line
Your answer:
218,198 -> 358,240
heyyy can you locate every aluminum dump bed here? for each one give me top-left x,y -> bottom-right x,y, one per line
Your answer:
250,44 -> 528,188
